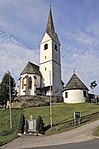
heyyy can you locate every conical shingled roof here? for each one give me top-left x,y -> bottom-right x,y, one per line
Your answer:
63,73 -> 89,91
21,61 -> 41,75
46,7 -> 60,45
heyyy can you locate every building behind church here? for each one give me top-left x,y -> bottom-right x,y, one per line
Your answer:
63,73 -> 89,103
17,7 -> 63,97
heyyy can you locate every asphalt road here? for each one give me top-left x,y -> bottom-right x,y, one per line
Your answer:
1,120 -> 99,149
23,139 -> 99,149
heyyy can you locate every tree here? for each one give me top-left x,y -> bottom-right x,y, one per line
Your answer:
0,72 -> 16,105
36,115 -> 44,134
18,113 -> 25,134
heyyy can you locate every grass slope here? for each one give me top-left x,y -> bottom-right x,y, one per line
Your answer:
0,103 -> 99,146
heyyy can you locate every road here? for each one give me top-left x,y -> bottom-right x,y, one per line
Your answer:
22,139 -> 99,149
1,119 -> 99,149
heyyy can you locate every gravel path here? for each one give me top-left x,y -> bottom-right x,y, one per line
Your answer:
1,120 -> 99,149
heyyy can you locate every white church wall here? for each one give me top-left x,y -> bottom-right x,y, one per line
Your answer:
63,89 -> 88,103
40,33 -> 53,88
40,62 -> 53,87
40,33 -> 52,64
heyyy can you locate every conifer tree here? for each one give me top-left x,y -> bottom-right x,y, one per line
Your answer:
18,113 -> 25,134
36,115 -> 44,134
0,72 -> 16,105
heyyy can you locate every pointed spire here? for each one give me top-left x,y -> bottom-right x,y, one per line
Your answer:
46,6 -> 55,34
45,6 -> 60,45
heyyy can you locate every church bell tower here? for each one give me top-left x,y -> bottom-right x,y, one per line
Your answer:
40,7 -> 63,96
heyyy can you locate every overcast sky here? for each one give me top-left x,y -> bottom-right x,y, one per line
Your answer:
0,0 -> 99,94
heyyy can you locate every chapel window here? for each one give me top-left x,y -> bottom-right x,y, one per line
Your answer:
65,92 -> 68,98
44,43 -> 48,50
28,77 -> 32,89
22,78 -> 24,89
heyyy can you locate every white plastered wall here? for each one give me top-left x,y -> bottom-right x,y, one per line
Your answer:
40,33 -> 53,87
63,89 -> 88,103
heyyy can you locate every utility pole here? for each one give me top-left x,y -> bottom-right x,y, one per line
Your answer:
9,71 -> 12,129
49,71 -> 52,128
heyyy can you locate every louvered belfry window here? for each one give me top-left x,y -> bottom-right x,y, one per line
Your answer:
44,43 -> 48,50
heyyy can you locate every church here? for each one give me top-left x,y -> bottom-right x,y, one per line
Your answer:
17,7 -> 63,97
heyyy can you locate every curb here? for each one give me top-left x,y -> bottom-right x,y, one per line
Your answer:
89,127 -> 99,139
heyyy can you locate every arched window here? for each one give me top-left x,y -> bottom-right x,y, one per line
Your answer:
28,77 -> 32,89
44,43 -> 48,50
55,44 -> 58,51
22,78 -> 24,89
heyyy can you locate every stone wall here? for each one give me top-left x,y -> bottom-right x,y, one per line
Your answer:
11,95 -> 61,108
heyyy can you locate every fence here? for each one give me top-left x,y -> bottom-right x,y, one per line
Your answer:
53,111 -> 99,131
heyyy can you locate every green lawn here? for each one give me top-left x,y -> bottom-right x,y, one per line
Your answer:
0,103 -> 99,146
92,127 -> 99,137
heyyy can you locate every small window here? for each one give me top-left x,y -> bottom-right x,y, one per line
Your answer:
45,67 -> 46,71
83,91 -> 86,97
34,76 -> 37,79
28,77 -> 32,89
65,92 -> 68,98
45,56 -> 47,59
44,43 -> 48,50
55,44 -> 58,51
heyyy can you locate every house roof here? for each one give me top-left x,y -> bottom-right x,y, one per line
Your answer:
63,73 -> 89,91
45,7 -> 60,45
21,61 -> 41,75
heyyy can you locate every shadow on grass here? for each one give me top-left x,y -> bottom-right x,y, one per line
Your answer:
44,125 -> 51,131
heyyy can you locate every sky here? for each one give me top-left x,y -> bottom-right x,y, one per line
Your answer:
0,0 -> 99,94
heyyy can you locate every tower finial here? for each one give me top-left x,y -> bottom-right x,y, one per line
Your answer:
73,69 -> 75,74
50,1 -> 51,8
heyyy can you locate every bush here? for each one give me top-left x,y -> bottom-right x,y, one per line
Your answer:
18,113 -> 25,134
36,115 -> 44,134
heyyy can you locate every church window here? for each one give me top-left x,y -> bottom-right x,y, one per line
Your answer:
22,78 -> 24,89
65,92 -> 68,98
83,91 -> 86,97
55,44 -> 58,51
34,76 -> 37,79
28,77 -> 32,89
44,43 -> 48,50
